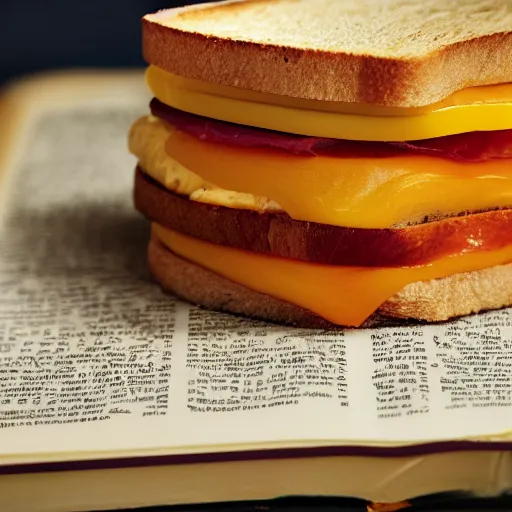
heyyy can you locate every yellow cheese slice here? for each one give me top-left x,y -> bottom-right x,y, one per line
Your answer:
164,125 -> 512,229
153,224 -> 512,327
146,65 -> 512,142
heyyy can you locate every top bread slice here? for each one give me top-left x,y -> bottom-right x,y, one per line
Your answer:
142,0 -> 512,108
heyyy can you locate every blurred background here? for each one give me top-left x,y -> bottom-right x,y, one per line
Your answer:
0,0 -> 207,86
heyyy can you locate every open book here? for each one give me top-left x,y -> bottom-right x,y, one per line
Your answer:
1,70 -> 512,512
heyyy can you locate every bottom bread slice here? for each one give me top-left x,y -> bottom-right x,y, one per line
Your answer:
148,236 -> 512,329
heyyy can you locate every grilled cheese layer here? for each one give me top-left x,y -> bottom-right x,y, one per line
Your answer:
146,65 -> 512,141
154,224 -> 512,327
129,116 -> 512,229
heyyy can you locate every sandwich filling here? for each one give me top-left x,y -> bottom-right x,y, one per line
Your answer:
130,64 -> 512,326
130,113 -> 512,229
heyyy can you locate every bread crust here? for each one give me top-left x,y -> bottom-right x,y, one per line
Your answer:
148,235 -> 512,328
142,1 -> 512,107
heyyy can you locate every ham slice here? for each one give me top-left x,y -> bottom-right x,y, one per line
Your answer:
150,99 -> 512,162
134,168 -> 512,267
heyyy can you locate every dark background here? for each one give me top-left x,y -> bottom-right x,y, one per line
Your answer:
0,0 -> 206,86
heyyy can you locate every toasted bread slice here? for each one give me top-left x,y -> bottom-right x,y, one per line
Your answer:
142,0 -> 512,108
148,235 -> 512,329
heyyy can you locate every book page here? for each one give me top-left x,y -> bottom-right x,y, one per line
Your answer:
0,72 -> 511,464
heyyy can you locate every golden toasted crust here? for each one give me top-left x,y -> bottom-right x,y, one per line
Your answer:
142,0 -> 512,107
148,235 -> 512,328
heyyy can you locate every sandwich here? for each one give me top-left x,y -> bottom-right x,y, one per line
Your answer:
129,0 -> 512,329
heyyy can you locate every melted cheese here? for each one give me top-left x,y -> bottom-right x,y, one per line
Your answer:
165,126 -> 512,229
153,224 -> 512,327
146,65 -> 512,141
128,116 -> 281,212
